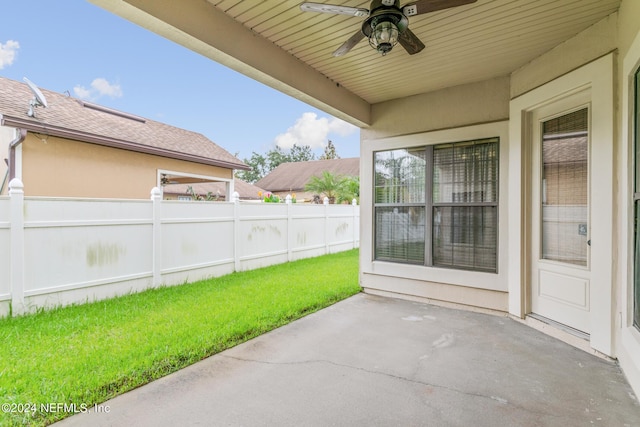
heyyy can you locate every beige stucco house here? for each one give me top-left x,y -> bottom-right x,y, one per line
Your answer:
91,0 -> 640,396
0,76 -> 248,199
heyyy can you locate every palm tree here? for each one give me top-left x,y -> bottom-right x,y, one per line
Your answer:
305,171 -> 344,204
337,176 -> 359,204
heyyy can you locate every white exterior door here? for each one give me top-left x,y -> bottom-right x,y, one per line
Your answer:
530,97 -> 591,334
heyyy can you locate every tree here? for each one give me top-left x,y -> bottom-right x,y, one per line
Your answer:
236,144 -> 316,184
289,144 -> 316,162
337,175 -> 359,204
305,170 -> 352,204
236,151 -> 269,184
319,140 -> 340,160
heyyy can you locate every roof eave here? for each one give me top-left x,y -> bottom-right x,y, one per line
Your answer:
0,114 -> 250,171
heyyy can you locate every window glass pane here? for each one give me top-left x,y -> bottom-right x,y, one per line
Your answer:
375,149 -> 426,204
375,206 -> 425,263
433,139 -> 498,204
541,108 -> 588,267
431,138 -> 499,272
543,109 -> 588,135
433,206 -> 497,272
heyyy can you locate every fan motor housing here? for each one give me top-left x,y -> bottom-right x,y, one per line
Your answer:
361,4 -> 409,37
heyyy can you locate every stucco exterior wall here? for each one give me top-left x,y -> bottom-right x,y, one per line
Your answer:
20,134 -> 232,199
617,0 -> 640,57
363,76 -> 510,141
510,13 -> 618,99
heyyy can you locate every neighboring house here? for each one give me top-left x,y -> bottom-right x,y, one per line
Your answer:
0,76 -> 249,199
85,0 -> 640,396
256,157 -> 359,202
163,178 -> 265,201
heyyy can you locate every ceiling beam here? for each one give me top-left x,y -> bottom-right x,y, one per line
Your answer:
89,0 -> 371,127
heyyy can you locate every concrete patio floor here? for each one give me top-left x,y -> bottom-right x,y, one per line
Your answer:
56,293 -> 639,426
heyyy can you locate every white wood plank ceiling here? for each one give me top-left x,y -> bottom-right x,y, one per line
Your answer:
205,0 -> 620,104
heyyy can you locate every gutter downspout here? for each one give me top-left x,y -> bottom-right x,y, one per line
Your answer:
2,128 -> 27,194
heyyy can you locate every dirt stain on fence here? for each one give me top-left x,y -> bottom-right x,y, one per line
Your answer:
297,232 -> 307,245
335,222 -> 349,236
86,243 -> 125,267
248,225 -> 282,241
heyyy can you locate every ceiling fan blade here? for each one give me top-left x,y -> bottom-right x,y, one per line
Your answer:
300,2 -> 369,17
333,30 -> 366,57
402,0 -> 477,16
398,28 -> 425,55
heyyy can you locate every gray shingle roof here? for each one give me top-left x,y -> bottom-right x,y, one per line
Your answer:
255,158 -> 359,192
0,76 -> 248,170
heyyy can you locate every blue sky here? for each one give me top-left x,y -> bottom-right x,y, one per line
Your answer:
0,1 -> 360,160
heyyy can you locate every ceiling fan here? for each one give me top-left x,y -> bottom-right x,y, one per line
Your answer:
300,0 -> 477,56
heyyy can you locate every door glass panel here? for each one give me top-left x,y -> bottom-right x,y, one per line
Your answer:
634,68 -> 640,330
541,108 -> 588,266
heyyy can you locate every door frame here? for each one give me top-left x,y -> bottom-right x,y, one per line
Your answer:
508,54 -> 615,356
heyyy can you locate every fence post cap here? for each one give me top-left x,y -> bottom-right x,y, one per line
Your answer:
323,197 -> 329,205
8,178 -> 24,193
285,194 -> 292,204
150,187 -> 162,199
352,198 -> 357,206
232,191 -> 240,203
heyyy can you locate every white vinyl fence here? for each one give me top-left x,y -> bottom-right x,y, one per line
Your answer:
0,179 -> 359,317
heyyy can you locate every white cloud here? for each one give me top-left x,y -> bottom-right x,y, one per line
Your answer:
91,78 -> 123,97
328,117 -> 358,136
73,85 -> 92,100
73,78 -> 123,100
274,112 -> 358,150
0,40 -> 19,69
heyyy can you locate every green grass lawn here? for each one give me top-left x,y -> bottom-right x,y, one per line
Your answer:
0,249 -> 360,426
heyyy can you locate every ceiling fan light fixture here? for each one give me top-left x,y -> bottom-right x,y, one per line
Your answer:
368,19 -> 399,55
301,1 -> 477,57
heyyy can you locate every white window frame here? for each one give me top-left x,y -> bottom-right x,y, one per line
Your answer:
361,121 -> 509,293
373,139 -> 499,272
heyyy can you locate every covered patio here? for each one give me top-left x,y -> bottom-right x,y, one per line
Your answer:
89,0 -> 640,399
56,294 -> 638,426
